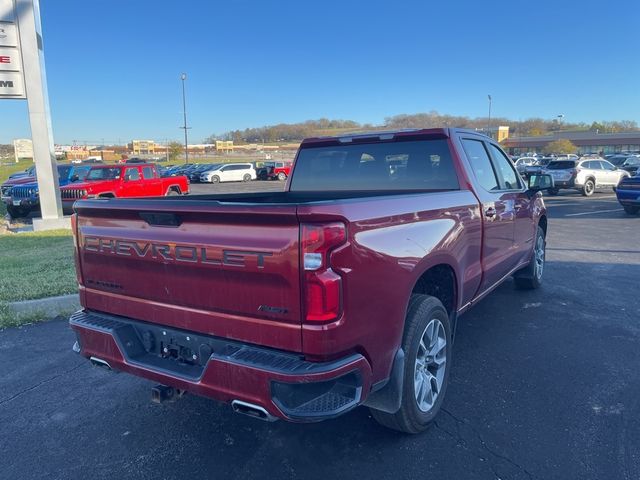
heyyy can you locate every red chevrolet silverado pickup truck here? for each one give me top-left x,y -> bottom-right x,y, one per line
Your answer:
69,129 -> 553,433
60,163 -> 189,212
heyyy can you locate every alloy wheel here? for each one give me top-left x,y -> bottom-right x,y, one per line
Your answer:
414,319 -> 447,413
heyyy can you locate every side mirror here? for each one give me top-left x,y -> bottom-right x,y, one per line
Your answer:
70,174 -> 79,182
528,174 -> 554,192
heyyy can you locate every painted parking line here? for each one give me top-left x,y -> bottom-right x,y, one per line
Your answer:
564,208 -> 622,217
545,194 -> 618,200
546,203 -> 584,207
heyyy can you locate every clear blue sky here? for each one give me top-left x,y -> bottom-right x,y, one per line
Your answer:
2,0 -> 639,145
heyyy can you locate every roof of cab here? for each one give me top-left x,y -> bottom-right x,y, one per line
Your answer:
300,128 -> 490,147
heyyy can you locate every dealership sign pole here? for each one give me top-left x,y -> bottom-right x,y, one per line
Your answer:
1,0 -> 63,229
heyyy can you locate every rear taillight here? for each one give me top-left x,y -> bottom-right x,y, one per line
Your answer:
70,213 -> 83,285
301,222 -> 347,323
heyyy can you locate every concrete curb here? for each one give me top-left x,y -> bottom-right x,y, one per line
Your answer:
8,293 -> 80,318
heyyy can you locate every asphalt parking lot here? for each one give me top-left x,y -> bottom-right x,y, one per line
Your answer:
1,189 -> 639,480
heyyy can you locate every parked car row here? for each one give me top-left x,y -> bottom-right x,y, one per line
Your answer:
160,161 -> 292,183
542,159 -> 631,196
1,163 -> 189,219
2,164 -> 91,218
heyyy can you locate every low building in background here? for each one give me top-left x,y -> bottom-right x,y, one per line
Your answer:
475,126 -> 510,143
215,140 -> 234,153
129,140 -> 157,155
503,131 -> 640,155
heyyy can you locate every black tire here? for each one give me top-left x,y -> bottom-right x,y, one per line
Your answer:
370,294 -> 452,434
514,226 -> 546,289
623,205 -> 639,215
582,179 -> 595,197
242,173 -> 251,182
547,187 -> 560,196
166,188 -> 180,196
277,172 -> 287,181
211,175 -> 220,184
6,205 -> 29,219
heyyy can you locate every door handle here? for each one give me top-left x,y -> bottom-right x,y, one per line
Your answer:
484,207 -> 496,218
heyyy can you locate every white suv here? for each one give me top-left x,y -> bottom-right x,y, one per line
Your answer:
200,163 -> 256,183
543,159 -> 630,196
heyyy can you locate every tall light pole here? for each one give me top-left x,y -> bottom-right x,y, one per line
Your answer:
557,114 -> 564,132
180,73 -> 190,163
487,94 -> 492,138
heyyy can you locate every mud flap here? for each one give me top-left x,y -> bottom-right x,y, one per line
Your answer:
363,348 -> 404,414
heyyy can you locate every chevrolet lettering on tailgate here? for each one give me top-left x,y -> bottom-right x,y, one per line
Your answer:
83,236 -> 273,268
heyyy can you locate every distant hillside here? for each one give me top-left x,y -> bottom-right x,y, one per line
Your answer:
205,112 -> 639,144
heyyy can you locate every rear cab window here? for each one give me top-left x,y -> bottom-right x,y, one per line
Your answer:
289,139 -> 460,192
547,161 -> 576,170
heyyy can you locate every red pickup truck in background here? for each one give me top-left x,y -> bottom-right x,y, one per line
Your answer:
60,163 -> 188,211
257,161 -> 292,181
68,129 -> 553,433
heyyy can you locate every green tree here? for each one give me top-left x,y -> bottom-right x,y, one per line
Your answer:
167,142 -> 183,162
543,139 -> 577,154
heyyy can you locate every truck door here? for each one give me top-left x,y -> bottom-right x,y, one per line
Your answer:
486,142 -> 534,265
141,165 -> 163,195
122,166 -> 143,197
599,160 -> 620,185
460,138 -> 520,293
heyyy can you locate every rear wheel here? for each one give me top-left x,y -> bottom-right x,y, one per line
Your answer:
211,175 -> 220,184
514,226 -> 545,289
623,205 -> 640,215
582,179 -> 595,196
166,188 -> 180,196
242,173 -> 251,182
370,294 -> 451,434
277,172 -> 287,181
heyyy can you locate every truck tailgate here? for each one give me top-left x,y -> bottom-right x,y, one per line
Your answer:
74,199 -> 302,352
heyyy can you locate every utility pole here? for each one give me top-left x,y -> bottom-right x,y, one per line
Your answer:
487,94 -> 492,138
180,73 -> 190,163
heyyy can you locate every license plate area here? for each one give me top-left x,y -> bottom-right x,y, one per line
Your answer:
113,323 -> 215,380
12,200 -> 21,206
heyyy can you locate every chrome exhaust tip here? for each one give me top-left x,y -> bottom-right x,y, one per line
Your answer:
231,400 -> 278,422
89,356 -> 112,371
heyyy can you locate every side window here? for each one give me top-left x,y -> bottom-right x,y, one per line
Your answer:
124,167 -> 140,181
142,166 -> 154,179
488,143 -> 521,190
461,139 -> 500,191
221,166 -> 230,172
600,161 -> 614,171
